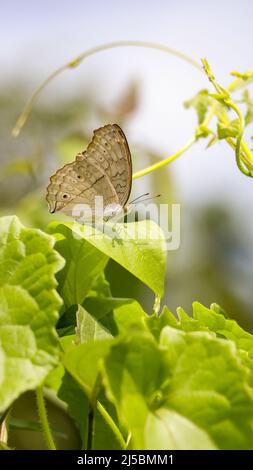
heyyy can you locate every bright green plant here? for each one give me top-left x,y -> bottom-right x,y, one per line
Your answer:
13,41 -> 253,178
1,42 -> 253,450
1,215 -> 253,450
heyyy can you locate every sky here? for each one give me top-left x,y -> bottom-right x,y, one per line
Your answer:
1,0 -> 253,221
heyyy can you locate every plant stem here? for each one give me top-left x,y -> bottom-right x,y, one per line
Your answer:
133,136 -> 197,180
85,374 -> 126,450
11,40 -> 253,178
227,101 -> 253,175
97,401 -> 126,449
12,41 -> 201,137
87,402 -> 94,450
213,101 -> 253,173
36,386 -> 56,450
86,374 -> 101,450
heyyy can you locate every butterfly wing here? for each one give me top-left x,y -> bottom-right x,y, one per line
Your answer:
46,124 -> 132,218
86,124 -> 132,207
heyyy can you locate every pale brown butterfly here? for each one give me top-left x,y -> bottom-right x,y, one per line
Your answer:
46,124 -> 132,221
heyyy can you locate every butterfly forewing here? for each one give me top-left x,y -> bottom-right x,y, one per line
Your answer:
46,124 -> 132,217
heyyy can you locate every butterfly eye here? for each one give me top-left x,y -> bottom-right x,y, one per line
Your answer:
63,194 -> 68,199
77,175 -> 82,179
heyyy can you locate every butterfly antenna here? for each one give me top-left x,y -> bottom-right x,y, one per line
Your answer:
129,193 -> 161,205
129,193 -> 149,204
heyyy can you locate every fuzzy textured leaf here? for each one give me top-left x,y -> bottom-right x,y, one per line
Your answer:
102,329 -> 253,449
0,216 -> 64,412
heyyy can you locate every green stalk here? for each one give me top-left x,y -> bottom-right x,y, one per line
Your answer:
12,40 -> 201,137
86,402 -> 95,450
85,373 -> 126,450
227,101 -> 253,175
12,40 -> 253,178
133,136 -> 196,180
97,401 -> 126,449
36,386 -> 56,450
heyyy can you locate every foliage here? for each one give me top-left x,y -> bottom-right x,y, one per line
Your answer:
1,214 -> 253,450
0,216 -> 63,413
12,42 -> 253,179
2,41 -> 253,451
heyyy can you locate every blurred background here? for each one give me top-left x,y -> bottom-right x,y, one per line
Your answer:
1,0 -> 253,447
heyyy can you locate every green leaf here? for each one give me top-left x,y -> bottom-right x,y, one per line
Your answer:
145,409 -> 216,450
160,327 -> 253,450
76,304 -> 112,342
59,370 -> 124,449
93,389 -> 124,450
146,306 -> 178,339
195,125 -> 212,139
101,333 -> 171,449
210,302 -> 229,318
44,363 -> 65,392
58,371 -> 89,444
194,302 -> 253,355
112,299 -> 148,335
60,334 -> 76,352
0,216 -> 64,413
217,119 -> 240,139
155,304 -> 206,334
83,296 -> 148,337
88,274 -> 112,298
102,329 -> 253,449
9,417 -> 67,438
59,370 -> 123,449
62,340 -> 123,449
184,89 -> 210,124
156,302 -> 253,357
47,223 -> 108,307
56,305 -> 77,337
48,221 -> 166,299
102,332 -> 213,450
63,339 -> 113,397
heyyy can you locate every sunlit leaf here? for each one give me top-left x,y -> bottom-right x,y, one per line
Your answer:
184,89 -> 210,124
102,329 -> 253,449
0,216 -> 64,412
47,223 -> 108,307
217,119 -> 240,139
48,220 -> 166,299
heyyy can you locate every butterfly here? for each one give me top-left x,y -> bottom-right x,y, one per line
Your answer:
46,124 -> 132,222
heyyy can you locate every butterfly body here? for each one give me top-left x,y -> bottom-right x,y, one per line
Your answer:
46,124 -> 132,221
